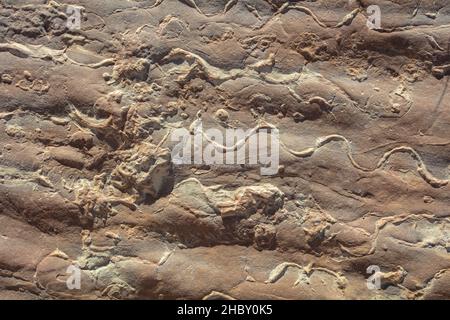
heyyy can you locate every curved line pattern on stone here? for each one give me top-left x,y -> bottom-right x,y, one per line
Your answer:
190,119 -> 449,188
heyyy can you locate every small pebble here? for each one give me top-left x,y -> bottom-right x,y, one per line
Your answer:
215,108 -> 229,122
181,112 -> 189,119
293,112 -> 305,122
24,70 -> 32,80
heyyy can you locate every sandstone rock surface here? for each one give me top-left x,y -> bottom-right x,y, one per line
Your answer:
0,0 -> 450,300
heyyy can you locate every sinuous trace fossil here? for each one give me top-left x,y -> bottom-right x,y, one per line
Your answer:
182,117 -> 449,188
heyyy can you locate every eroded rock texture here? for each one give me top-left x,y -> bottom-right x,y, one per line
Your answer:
1,0 -> 450,300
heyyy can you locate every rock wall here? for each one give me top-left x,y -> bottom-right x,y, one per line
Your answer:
0,0 -> 449,300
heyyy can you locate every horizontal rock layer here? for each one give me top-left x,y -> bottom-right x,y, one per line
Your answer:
0,0 -> 449,300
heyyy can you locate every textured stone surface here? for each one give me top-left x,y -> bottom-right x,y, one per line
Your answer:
0,0 -> 449,300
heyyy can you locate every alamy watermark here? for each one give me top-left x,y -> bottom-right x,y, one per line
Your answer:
366,5 -> 381,30
170,121 -> 280,175
66,5 -> 82,31
366,265 -> 381,290
66,264 -> 81,290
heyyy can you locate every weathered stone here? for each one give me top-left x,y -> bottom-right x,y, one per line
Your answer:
1,0 -> 450,301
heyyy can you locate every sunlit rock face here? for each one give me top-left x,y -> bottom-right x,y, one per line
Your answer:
1,0 -> 450,300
